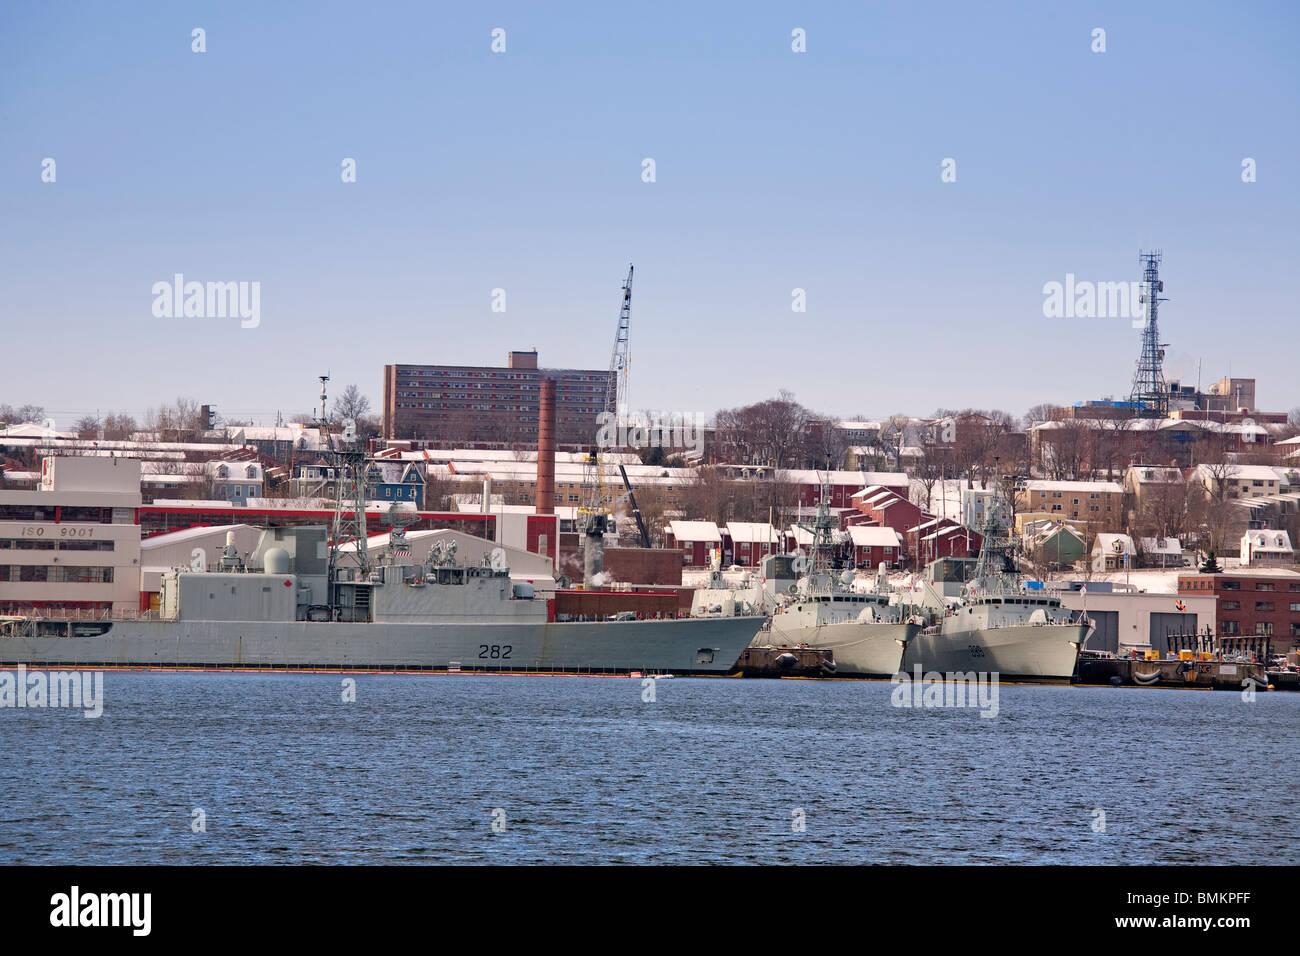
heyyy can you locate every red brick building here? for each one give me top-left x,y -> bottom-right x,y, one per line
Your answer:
846,525 -> 903,568
382,350 -> 613,448
846,486 -> 981,566
663,520 -> 722,567
1178,570 -> 1300,657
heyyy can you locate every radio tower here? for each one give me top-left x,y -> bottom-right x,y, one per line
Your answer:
1128,251 -> 1169,418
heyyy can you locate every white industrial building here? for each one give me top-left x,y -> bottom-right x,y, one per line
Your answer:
0,457 -> 143,616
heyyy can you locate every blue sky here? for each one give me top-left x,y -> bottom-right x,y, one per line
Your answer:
2,1 -> 1297,428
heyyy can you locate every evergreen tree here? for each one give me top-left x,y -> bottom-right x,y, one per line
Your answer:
1199,551 -> 1222,573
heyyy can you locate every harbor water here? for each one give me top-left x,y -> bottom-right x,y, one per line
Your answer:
1,672 -> 1294,865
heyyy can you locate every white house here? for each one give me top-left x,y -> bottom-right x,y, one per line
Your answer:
1240,529 -> 1294,568
1092,532 -> 1136,573
1138,536 -> 1185,568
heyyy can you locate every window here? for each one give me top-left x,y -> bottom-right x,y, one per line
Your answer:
1256,583 -> 1274,591
1290,603 -> 1300,612
1256,602 -> 1274,611
1221,621 -> 1240,635
1255,622 -> 1273,636
1222,601 -> 1240,610
1221,581 -> 1240,590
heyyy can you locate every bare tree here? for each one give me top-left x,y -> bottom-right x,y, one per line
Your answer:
101,413 -> 136,440
1041,418 -> 1093,481
1197,458 -> 1240,503
75,415 -> 102,438
911,446 -> 944,512
0,404 -> 46,426
1190,494 -> 1244,559
1135,474 -> 1194,545
1024,403 -> 1057,428
333,384 -> 371,423
717,390 -> 816,468
678,466 -> 733,527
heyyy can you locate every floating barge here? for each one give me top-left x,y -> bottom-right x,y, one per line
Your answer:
735,645 -> 836,678
1075,655 -> 1273,690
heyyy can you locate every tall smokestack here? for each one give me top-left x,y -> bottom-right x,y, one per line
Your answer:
536,377 -> 555,515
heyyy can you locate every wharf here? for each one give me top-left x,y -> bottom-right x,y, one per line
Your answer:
1075,656 -> 1277,690
735,645 -> 836,678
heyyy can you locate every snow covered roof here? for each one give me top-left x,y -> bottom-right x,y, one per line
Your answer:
1025,480 -> 1123,494
922,526 -> 969,542
725,522 -> 780,544
0,423 -> 79,439
1194,463 -> 1283,483
667,520 -> 721,542
1139,536 -> 1183,555
848,526 -> 901,548
788,525 -> 848,546
1127,465 -> 1184,484
1093,533 -> 1135,554
141,523 -> 257,549
1242,530 -> 1293,553
779,469 -> 908,487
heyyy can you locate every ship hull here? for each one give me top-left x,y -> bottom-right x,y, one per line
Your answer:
0,616 -> 764,675
903,623 -> 1086,680
767,618 -> 917,677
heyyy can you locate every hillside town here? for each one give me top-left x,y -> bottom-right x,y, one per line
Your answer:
3,347 -> 1299,666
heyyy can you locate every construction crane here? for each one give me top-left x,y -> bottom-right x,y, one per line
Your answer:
604,264 -> 633,421
576,449 -> 610,587
618,464 -> 651,549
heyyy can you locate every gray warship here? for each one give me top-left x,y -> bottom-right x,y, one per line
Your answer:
905,481 -> 1089,680
0,524 -> 762,674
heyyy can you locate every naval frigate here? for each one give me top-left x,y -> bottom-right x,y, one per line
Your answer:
904,482 -> 1089,680
0,525 -> 762,674
764,478 -> 918,677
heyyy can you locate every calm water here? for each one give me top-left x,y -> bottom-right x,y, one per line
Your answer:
0,672 -> 1295,865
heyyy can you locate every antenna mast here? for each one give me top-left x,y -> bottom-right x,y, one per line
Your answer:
1129,251 -> 1169,418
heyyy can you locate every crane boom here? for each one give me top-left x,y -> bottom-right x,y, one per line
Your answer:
618,464 -> 651,549
604,264 -> 633,420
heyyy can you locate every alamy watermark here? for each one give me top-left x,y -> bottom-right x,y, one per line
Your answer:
1042,274 -> 1153,327
890,665 -> 999,718
595,410 -> 705,458
152,274 -> 260,328
0,665 -> 103,718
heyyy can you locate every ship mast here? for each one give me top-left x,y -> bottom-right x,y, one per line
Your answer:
970,461 -> 1019,595
329,418 -> 371,582
795,463 -> 840,596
